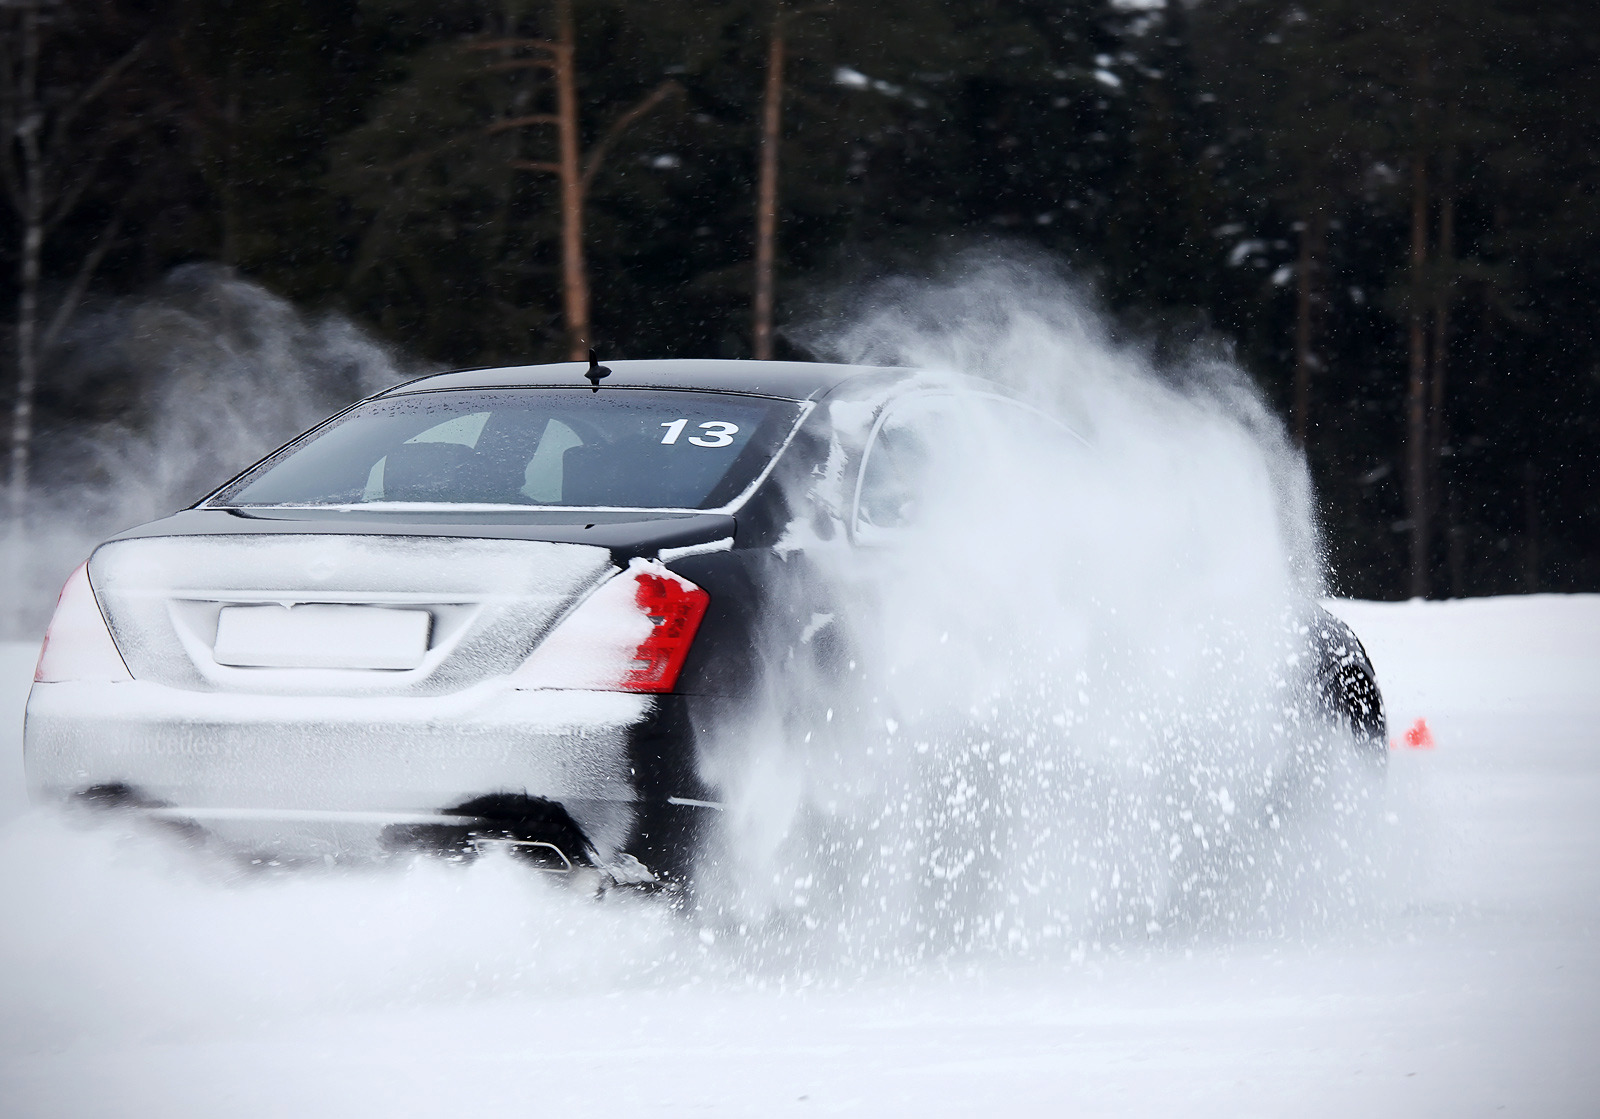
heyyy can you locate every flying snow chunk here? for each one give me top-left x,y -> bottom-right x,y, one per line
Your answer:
834,67 -> 870,90
1228,240 -> 1265,266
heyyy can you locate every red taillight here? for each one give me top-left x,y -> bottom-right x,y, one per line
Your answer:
35,562 -> 132,683
622,570 -> 710,692
510,559 -> 709,693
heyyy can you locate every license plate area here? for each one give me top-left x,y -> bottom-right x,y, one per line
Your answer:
213,605 -> 432,670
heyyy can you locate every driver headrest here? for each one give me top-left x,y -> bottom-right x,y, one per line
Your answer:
380,441 -> 476,501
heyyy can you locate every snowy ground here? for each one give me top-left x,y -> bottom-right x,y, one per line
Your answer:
0,595 -> 1597,1118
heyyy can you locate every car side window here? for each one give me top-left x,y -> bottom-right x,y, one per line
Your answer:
854,395 -> 965,540
853,392 -> 1080,542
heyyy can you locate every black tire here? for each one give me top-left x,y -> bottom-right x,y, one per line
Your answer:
1307,608 -> 1387,764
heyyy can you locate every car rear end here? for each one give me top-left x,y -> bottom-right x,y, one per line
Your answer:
24,366 -> 823,879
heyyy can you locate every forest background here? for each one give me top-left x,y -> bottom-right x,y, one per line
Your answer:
2,0 -> 1596,606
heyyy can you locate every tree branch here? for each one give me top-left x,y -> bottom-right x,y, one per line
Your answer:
47,36 -> 149,154
486,113 -> 560,134
579,80 -> 683,196
40,204 -> 125,353
466,39 -> 561,54
483,58 -> 558,73
358,105 -> 566,178
43,126 -> 126,230
168,39 -> 228,127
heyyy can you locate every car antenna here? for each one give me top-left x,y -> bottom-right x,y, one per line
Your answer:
585,349 -> 611,393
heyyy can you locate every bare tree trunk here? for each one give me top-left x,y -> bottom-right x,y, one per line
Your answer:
1291,203 -> 1325,448
1428,176 -> 1454,518
1432,181 -> 1460,600
553,0 -> 589,361
490,15 -> 677,362
1446,483 -> 1465,597
220,57 -> 241,267
753,12 -> 785,361
41,209 -> 124,354
9,4 -> 43,524
1521,461 -> 1539,592
1405,145 -> 1430,599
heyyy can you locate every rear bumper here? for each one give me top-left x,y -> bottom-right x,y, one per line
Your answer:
25,680 -> 655,856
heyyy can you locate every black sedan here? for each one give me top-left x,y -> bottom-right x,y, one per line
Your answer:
25,359 -> 1385,887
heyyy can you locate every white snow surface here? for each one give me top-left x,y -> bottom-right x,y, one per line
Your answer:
0,595 -> 1598,1117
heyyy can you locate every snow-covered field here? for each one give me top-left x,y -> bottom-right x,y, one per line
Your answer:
1,595 -> 1597,1118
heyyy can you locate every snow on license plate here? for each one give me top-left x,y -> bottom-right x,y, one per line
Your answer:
212,604 -> 432,670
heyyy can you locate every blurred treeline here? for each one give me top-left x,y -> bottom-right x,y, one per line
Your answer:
2,0 -> 1596,600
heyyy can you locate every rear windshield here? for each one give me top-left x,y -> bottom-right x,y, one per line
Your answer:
208,388 -> 805,511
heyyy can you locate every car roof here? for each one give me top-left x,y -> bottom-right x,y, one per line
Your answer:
381,358 -> 913,403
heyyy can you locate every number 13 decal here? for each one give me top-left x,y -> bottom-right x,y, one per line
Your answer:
660,420 -> 740,447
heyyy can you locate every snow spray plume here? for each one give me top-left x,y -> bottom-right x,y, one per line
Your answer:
5,264 -> 410,636
692,253 -> 1385,969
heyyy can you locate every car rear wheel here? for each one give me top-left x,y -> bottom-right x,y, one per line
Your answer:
1308,608 -> 1387,765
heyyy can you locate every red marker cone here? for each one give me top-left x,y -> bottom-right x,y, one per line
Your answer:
1391,717 -> 1435,750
